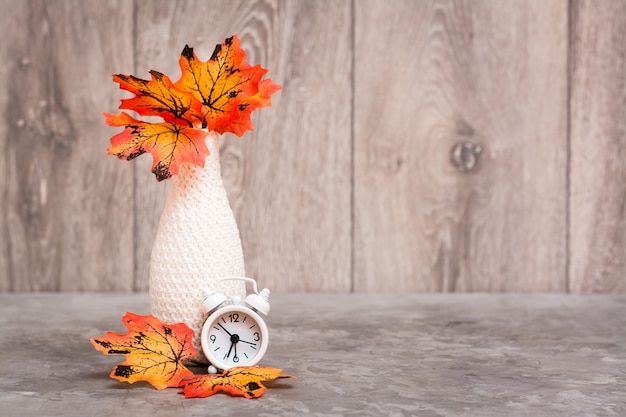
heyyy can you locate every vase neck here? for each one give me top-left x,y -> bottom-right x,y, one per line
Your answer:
205,131 -> 221,159
174,131 -> 222,186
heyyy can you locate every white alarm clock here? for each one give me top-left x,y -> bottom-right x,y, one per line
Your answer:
200,277 -> 270,372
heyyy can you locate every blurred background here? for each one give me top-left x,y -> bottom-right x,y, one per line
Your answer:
0,0 -> 624,294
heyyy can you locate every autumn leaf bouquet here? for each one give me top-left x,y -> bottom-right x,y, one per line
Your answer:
105,35 -> 280,181
104,35 -> 280,362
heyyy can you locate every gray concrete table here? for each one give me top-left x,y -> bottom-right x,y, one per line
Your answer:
0,293 -> 624,417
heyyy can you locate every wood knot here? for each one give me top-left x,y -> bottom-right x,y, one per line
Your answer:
450,141 -> 482,172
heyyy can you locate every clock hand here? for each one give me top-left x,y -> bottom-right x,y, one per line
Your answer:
237,339 -> 257,346
223,332 -> 241,360
225,342 -> 234,359
218,322 -> 233,336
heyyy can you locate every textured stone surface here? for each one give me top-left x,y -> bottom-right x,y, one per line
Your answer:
0,293 -> 624,416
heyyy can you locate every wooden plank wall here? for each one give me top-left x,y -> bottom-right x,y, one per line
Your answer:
0,0 -> 624,293
354,0 -> 569,292
569,0 -> 626,293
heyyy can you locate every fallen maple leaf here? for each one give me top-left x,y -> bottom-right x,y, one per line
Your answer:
181,366 -> 295,399
105,34 -> 281,181
90,312 -> 198,390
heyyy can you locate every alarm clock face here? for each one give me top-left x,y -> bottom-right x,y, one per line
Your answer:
201,305 -> 269,370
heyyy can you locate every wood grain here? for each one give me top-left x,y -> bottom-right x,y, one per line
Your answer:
2,0 -> 626,293
133,0 -> 353,292
569,0 -> 626,293
232,0 -> 353,292
0,0 -> 135,290
353,0 -> 569,292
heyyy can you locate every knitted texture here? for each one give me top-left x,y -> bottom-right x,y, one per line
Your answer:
149,132 -> 246,364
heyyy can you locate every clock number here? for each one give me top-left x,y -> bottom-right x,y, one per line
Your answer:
209,335 -> 216,344
233,356 -> 239,363
253,332 -> 260,342
228,313 -> 240,323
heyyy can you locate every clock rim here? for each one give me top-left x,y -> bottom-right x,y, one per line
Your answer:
200,304 -> 269,370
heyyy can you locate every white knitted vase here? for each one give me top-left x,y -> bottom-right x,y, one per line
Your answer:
149,131 -> 246,364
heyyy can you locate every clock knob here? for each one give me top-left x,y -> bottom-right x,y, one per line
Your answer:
202,291 -> 227,313
244,288 -> 270,315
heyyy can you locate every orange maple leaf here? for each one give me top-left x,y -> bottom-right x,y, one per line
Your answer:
226,78 -> 283,137
175,35 -> 281,135
114,71 -> 203,127
105,34 -> 280,181
90,312 -> 198,390
104,112 -> 209,181
180,366 -> 295,399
